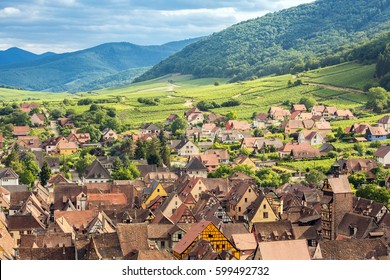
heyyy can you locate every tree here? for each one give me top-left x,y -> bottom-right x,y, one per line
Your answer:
134,140 -> 147,160
171,117 -> 187,135
366,87 -> 390,113
39,161 -> 52,187
75,154 -> 96,176
226,111 -> 238,121
20,169 -> 35,187
50,109 -> 64,119
256,168 -> 282,188
161,144 -> 171,167
299,96 -> 316,111
356,184 -> 390,208
348,172 -> 367,188
112,157 -> 124,172
305,169 -> 326,189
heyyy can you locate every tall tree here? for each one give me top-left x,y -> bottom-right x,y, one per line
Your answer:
39,161 -> 52,187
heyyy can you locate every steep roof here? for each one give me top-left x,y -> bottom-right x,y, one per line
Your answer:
231,233 -> 257,251
337,212 -> 377,239
185,157 -> 207,171
326,175 -> 352,194
84,159 -> 112,180
0,168 -> 18,179
117,223 -> 149,256
173,220 -> 212,254
8,215 -> 45,231
374,145 -> 390,158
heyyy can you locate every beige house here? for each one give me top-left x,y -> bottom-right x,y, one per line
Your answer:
177,140 -> 200,156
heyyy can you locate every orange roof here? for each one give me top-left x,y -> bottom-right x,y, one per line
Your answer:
54,210 -> 97,230
87,193 -> 127,205
173,220 -> 211,254
13,126 -> 30,133
57,141 -> 78,149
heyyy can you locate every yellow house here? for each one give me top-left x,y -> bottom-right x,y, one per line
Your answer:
142,181 -> 168,209
244,195 -> 278,231
225,183 -> 258,221
231,155 -> 257,172
173,220 -> 240,260
57,141 -> 79,155
177,177 -> 207,202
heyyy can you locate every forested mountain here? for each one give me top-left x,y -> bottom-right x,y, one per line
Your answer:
0,38 -> 199,92
135,0 -> 390,83
0,47 -> 55,66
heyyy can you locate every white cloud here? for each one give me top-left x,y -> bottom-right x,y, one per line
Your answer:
0,7 -> 21,18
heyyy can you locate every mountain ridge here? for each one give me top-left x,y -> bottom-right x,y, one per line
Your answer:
0,38 -> 201,92
135,0 -> 390,83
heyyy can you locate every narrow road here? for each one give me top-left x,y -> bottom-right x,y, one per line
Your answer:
50,120 -> 59,137
306,82 -> 365,94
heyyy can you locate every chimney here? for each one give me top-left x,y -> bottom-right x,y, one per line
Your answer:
62,244 -> 66,255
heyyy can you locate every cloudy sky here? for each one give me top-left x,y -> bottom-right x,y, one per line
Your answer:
0,0 -> 315,54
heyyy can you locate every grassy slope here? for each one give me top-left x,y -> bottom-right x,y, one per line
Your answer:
1,61 -> 380,130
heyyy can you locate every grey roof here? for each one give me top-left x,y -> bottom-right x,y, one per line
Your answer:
2,185 -> 28,193
0,168 -> 18,179
337,212 -> 378,239
84,159 -> 112,180
185,157 -> 207,171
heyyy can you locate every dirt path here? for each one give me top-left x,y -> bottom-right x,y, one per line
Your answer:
50,120 -> 59,137
138,84 -> 180,93
306,82 -> 365,94
184,99 -> 193,107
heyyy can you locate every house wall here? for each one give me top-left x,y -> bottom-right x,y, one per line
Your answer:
0,178 -> 19,186
161,194 -> 183,217
142,184 -> 168,209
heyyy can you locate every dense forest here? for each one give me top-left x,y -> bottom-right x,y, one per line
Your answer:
135,0 -> 390,83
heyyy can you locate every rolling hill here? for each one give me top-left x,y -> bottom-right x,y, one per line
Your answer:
135,0 -> 390,83
0,38 -> 200,93
0,47 -> 55,66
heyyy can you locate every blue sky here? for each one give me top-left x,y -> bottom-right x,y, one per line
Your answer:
0,0 -> 315,54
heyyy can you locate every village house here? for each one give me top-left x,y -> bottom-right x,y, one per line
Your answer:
377,115 -> 390,133
225,120 -> 251,131
17,136 -> 42,151
172,220 -> 240,260
374,145 -> 390,167
348,123 -> 371,135
201,123 -> 219,141
243,195 -> 279,231
0,168 -> 19,186
283,120 -> 305,134
13,126 -> 30,137
140,123 -> 162,135
30,113 -> 45,126
58,117 -> 74,128
204,149 -> 229,164
174,140 -> 200,157
218,130 -> 249,143
224,183 -> 258,221
336,159 -> 378,178
165,113 -> 180,125
240,137 -> 283,153
142,181 -> 168,209
206,113 -> 226,124
279,143 -> 319,159
67,133 -> 91,145
314,121 -> 332,136
291,104 -> 307,113
311,105 -> 325,116
335,109 -> 354,120
83,159 -> 112,183
183,157 -> 208,178
366,126 -> 387,141
298,130 -> 325,146
192,154 -> 220,172
268,107 -> 291,121
184,107 -> 204,125
231,155 -> 257,171
230,233 -> 257,259
253,113 -> 269,129
322,106 -> 337,119
291,112 -> 313,121
57,141 -> 79,155
20,103 -> 39,113
101,128 -> 118,144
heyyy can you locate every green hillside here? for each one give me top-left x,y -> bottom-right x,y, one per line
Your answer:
0,38 -> 200,93
135,0 -> 390,83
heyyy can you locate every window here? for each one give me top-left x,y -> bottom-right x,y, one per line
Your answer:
178,233 -> 182,240
157,189 -> 160,192
238,207 -> 241,212
161,241 -> 165,248
244,198 -> 248,203
263,212 -> 268,219
208,234 -> 213,238
222,244 -> 226,249
263,204 -> 267,209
